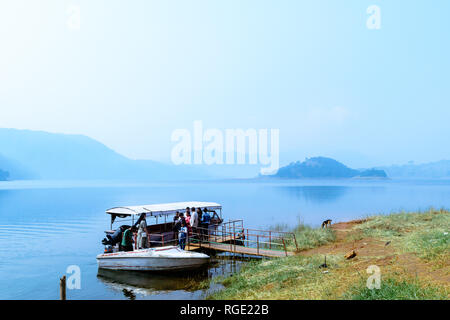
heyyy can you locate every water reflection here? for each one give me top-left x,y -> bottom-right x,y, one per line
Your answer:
122,288 -> 136,300
97,254 -> 257,299
278,186 -> 349,203
97,267 -> 209,293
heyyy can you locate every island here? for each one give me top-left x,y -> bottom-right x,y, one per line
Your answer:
268,157 -> 387,179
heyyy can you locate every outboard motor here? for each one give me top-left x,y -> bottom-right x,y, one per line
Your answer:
101,225 -> 130,246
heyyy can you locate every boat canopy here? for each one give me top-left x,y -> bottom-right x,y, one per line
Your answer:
106,201 -> 222,217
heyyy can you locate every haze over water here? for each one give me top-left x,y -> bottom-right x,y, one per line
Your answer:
1,179 -> 450,299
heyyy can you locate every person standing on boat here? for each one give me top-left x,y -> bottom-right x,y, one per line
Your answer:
173,211 -> 180,224
178,220 -> 188,250
185,211 -> 192,235
179,212 -> 186,225
197,208 -> 204,239
190,207 -> 198,240
137,213 -> 148,249
200,208 -> 211,240
173,212 -> 185,244
202,208 -> 211,225
121,226 -> 135,252
173,212 -> 182,231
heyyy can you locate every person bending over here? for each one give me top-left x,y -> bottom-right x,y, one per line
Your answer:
121,226 -> 136,252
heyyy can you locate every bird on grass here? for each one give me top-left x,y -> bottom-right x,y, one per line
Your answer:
319,255 -> 328,268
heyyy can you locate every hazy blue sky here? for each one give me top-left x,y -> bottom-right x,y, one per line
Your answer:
0,0 -> 449,168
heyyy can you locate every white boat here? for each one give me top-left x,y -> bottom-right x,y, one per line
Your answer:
97,201 -> 223,271
97,246 -> 210,271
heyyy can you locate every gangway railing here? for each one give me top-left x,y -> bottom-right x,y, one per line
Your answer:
187,221 -> 298,257
138,220 -> 298,257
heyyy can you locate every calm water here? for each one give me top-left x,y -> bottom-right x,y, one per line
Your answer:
1,178 -> 450,300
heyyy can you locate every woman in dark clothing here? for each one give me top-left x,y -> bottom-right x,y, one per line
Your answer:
197,208 -> 205,239
173,211 -> 180,223
197,208 -> 203,221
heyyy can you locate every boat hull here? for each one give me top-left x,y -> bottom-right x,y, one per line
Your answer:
97,246 -> 209,271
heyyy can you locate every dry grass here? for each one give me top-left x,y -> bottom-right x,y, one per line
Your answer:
353,208 -> 449,265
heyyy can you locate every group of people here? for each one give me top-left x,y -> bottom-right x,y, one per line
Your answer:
118,208 -> 220,252
173,207 -> 214,250
119,213 -> 148,252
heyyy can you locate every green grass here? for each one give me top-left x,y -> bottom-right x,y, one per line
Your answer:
355,208 -> 449,239
403,229 -> 449,264
208,254 -> 344,300
291,224 -> 336,251
268,219 -> 336,251
353,208 -> 450,263
343,277 -> 448,300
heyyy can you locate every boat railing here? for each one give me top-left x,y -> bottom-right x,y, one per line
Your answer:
145,232 -> 177,248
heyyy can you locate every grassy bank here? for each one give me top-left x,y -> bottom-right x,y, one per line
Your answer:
352,209 -> 449,267
206,209 -> 449,300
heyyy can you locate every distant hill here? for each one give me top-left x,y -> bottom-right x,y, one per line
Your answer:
0,153 -> 37,179
377,160 -> 450,179
0,128 -> 207,180
0,168 -> 9,181
269,157 -> 387,179
2,128 -> 448,181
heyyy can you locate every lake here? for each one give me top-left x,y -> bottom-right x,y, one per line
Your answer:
1,178 -> 450,299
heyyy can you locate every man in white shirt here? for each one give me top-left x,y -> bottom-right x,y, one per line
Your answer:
137,214 -> 148,249
190,207 -> 198,239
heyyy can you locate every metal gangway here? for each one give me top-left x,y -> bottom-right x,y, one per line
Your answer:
184,220 -> 299,258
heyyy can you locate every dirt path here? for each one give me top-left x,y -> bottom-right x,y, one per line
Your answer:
298,220 -> 450,288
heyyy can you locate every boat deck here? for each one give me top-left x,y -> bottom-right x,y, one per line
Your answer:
186,241 -> 294,258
